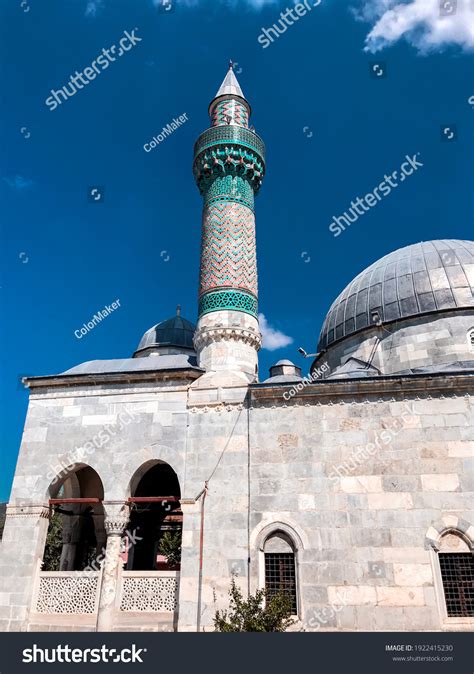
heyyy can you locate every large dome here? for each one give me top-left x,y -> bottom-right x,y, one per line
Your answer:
318,240 -> 474,352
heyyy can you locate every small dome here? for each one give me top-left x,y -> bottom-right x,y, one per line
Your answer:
318,240 -> 474,351
265,359 -> 302,382
134,308 -> 196,357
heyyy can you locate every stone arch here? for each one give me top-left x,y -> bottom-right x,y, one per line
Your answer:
47,462 -> 104,499
40,452 -> 105,502
425,515 -> 474,552
125,459 -> 182,571
119,445 -> 185,501
43,464 -> 105,571
251,518 -> 308,553
127,458 -> 181,500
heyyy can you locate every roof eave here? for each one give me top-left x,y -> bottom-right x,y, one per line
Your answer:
23,367 -> 205,390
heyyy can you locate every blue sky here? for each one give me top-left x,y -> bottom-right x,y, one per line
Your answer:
1,0 -> 473,500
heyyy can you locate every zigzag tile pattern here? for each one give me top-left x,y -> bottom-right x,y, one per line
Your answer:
199,201 -> 258,296
212,99 -> 248,128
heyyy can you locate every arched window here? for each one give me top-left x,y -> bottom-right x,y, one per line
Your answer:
437,532 -> 474,618
127,461 -> 182,571
264,532 -> 297,614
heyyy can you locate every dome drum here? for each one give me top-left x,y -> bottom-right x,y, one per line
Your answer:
314,241 -> 474,378
134,311 -> 196,358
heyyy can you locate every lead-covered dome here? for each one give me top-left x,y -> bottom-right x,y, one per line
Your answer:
318,240 -> 474,352
134,308 -> 196,357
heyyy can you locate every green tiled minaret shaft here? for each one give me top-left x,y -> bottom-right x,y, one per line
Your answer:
192,63 -> 266,380
193,63 -> 266,319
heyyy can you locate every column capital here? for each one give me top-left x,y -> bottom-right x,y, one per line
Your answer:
103,503 -> 129,536
104,517 -> 129,536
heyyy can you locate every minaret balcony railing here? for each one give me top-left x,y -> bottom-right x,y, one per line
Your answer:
194,125 -> 265,162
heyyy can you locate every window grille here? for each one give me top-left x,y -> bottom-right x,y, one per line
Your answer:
264,552 -> 297,614
439,553 -> 474,617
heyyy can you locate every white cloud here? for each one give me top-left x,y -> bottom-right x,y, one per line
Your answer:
85,0 -> 104,17
258,313 -> 293,351
3,176 -> 33,190
355,0 -> 474,53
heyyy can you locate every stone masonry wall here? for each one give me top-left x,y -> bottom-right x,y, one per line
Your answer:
0,373 -> 472,632
247,386 -> 473,631
0,380 -> 190,632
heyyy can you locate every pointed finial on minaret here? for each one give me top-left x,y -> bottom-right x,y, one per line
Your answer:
213,64 -> 246,101
176,304 -> 181,317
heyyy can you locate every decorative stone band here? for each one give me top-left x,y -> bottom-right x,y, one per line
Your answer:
6,503 -> 50,519
189,402 -> 245,414
199,289 -> 258,318
104,517 -> 129,537
193,324 -> 261,352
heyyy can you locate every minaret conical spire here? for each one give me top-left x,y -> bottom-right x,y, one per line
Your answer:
208,62 -> 251,129
192,65 -> 266,382
214,63 -> 246,100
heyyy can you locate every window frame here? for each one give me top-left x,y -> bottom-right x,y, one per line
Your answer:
257,527 -> 302,619
430,529 -> 474,628
264,549 -> 298,615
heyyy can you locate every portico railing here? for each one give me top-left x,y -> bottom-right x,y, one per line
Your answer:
119,570 -> 179,612
30,560 -> 179,619
33,568 -> 101,615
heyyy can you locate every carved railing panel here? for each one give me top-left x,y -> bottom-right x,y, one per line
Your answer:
34,572 -> 100,614
119,571 -> 178,612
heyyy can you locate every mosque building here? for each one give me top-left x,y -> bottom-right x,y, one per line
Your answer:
0,65 -> 473,632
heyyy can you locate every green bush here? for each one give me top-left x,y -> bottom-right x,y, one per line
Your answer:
42,511 -> 63,571
158,529 -> 182,566
214,578 -> 294,632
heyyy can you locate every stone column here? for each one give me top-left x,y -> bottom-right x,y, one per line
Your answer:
177,500 -> 201,632
96,506 -> 129,632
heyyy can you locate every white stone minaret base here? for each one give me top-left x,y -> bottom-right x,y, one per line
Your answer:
193,310 -> 261,384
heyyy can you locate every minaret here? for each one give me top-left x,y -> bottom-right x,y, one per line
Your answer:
193,63 -> 266,382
